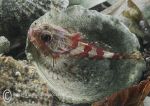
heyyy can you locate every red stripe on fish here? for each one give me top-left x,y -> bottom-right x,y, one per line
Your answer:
78,44 -> 92,57
91,48 -> 104,60
69,33 -> 142,60
70,33 -> 81,49
69,34 -> 113,59
69,34 -> 130,60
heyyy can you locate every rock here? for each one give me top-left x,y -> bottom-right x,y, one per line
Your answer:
0,0 -> 51,58
0,0 -> 68,56
0,56 -> 53,106
0,0 -> 51,42
135,0 -> 150,41
133,0 -> 150,25
51,0 -> 69,11
26,5 -> 146,104
69,0 -> 107,8
0,36 -> 10,54
101,0 -> 150,39
107,0 -> 118,5
144,97 -> 150,106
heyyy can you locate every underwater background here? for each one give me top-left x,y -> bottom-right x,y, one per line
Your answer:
0,0 -> 150,106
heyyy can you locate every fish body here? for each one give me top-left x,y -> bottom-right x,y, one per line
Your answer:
28,24 -> 142,60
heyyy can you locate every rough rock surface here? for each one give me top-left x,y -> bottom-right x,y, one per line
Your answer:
0,56 -> 53,106
144,97 -> 150,106
52,0 -> 69,11
0,0 -> 69,51
0,0 -> 50,43
69,0 -> 107,8
0,36 -> 10,54
133,0 -> 150,25
26,5 -> 146,104
101,0 -> 150,39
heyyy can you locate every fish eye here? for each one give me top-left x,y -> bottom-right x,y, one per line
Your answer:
41,33 -> 51,42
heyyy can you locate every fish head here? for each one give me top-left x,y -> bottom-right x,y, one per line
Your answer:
28,24 -> 74,58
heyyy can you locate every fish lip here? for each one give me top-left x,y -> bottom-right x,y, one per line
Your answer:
27,27 -> 49,55
28,28 -> 42,38
27,28 -> 33,39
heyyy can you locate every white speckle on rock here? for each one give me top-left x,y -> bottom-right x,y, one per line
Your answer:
144,97 -> 150,106
15,71 -> 21,76
53,74 -> 58,80
0,36 -> 10,54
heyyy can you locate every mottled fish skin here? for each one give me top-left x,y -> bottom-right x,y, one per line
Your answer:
0,0 -> 51,47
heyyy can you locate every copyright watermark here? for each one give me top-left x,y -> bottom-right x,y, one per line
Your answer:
3,89 -> 12,103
